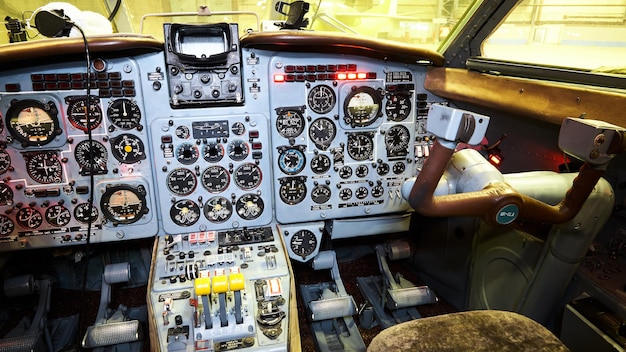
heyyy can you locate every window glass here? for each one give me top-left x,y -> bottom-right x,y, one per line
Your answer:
483,0 -> 626,72
1,0 -> 475,50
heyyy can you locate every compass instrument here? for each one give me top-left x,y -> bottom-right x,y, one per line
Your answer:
347,133 -> 374,161
6,99 -> 61,147
276,108 -> 305,138
170,199 -> 200,227
279,177 -> 307,205
385,125 -> 410,157
16,207 -> 42,229
235,193 -> 264,220
0,215 -> 14,237
308,117 -> 336,150
45,204 -> 71,227
343,86 -> 382,127
234,163 -> 262,190
74,202 -> 99,223
66,96 -> 102,131
203,196 -> 233,223
201,165 -> 230,193
166,168 -> 197,196
25,151 -> 63,184
278,147 -> 306,175
107,98 -> 142,130
110,133 -> 146,164
307,85 -> 336,114
289,229 -> 318,258
74,139 -> 108,175
176,143 -> 199,165
385,92 -> 411,121
100,184 -> 149,225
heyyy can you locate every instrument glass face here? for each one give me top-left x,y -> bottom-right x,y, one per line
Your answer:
107,98 -> 142,130
67,96 -> 102,131
6,100 -> 60,146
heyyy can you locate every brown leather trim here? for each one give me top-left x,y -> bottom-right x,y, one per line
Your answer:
424,67 -> 626,127
240,31 -> 444,66
0,35 -> 163,70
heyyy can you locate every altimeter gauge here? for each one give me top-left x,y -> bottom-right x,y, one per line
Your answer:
66,96 -> 102,131
107,98 -> 142,130
100,184 -> 149,225
6,99 -> 61,147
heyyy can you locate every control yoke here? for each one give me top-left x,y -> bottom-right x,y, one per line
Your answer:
407,105 -> 626,226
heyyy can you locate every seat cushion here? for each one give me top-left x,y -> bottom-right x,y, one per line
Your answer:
368,310 -> 570,352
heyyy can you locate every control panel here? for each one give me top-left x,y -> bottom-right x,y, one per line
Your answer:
0,57 -> 157,250
149,226 -> 291,351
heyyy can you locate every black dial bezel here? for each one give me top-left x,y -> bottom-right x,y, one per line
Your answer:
6,99 -> 61,147
100,184 -> 149,225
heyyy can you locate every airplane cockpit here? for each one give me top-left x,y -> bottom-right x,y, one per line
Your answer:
0,0 -> 625,351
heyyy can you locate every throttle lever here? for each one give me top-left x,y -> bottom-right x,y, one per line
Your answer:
405,106 -> 626,226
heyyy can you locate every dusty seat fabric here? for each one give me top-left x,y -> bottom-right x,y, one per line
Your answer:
368,310 -> 570,352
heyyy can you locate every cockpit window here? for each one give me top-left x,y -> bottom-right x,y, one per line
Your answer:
1,0 -> 476,50
483,0 -> 626,72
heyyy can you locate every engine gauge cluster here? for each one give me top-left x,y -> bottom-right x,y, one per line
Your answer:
151,114 -> 273,233
268,55 -> 420,224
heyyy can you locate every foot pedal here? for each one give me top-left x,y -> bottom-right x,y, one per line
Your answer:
82,320 -> 142,348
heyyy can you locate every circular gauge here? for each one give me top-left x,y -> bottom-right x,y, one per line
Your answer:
236,193 -> 264,220
231,122 -> 246,136
307,85 -> 336,114
45,204 -> 71,227
26,152 -> 63,184
0,150 -> 11,174
201,165 -> 230,193
276,109 -> 305,138
167,168 -> 197,196
0,183 -> 13,206
310,154 -> 331,174
290,229 -> 318,258
393,162 -> 406,174
279,177 -> 307,205
344,86 -> 382,127
278,148 -> 306,175
74,139 -> 108,176
74,202 -> 99,223
355,186 -> 369,199
309,118 -> 336,150
203,142 -> 224,163
203,196 -> 233,223
16,207 -> 43,229
311,184 -> 331,204
110,133 -> 146,164
101,185 -> 148,225
6,99 -> 61,147
385,92 -> 412,121
170,199 -> 200,227
107,98 -> 142,130
377,163 -> 390,176
66,96 -> 102,131
0,215 -> 14,236
175,125 -> 190,139
227,140 -> 249,161
347,133 -> 374,161
385,125 -> 410,156
339,188 -> 352,201
355,165 -> 369,178
176,143 -> 199,165
372,185 -> 384,198
234,163 -> 262,190
339,165 -> 352,179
